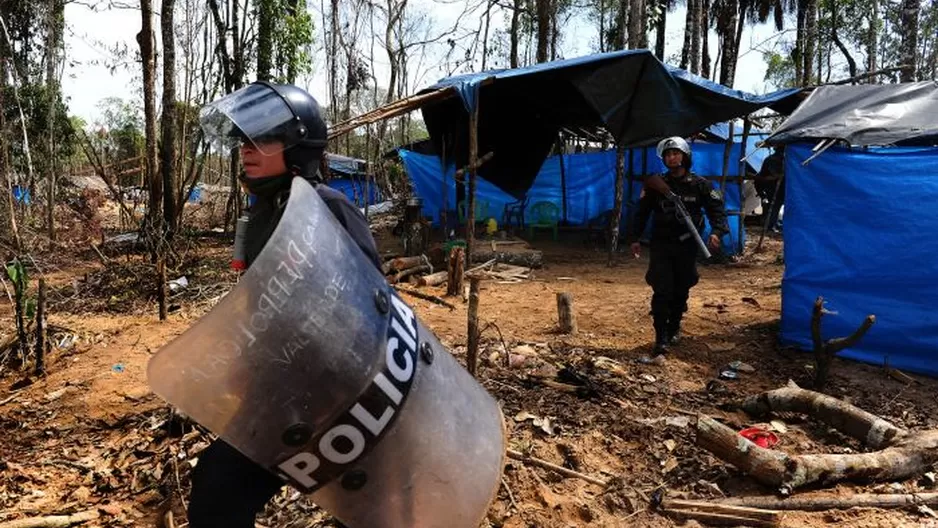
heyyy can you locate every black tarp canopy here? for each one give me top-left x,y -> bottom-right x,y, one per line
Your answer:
419,49 -> 800,198
764,81 -> 938,147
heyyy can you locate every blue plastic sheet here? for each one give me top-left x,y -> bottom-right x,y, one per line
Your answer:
781,144 -> 938,376
400,149 -> 744,254
327,178 -> 382,206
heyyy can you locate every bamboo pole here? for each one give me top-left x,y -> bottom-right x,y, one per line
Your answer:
720,122 -> 735,191
609,146 -> 626,266
466,87 -> 480,268
737,118 -> 751,255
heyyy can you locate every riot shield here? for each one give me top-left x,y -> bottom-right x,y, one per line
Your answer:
147,177 -> 506,527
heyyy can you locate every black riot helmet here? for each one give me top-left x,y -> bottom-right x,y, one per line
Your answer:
200,81 -> 328,178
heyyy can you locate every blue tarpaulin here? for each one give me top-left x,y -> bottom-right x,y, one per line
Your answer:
420,49 -> 800,198
327,177 -> 382,206
781,143 -> 938,376
400,147 -> 745,254
12,185 -> 30,205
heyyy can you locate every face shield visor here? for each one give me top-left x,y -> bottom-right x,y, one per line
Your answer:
200,83 -> 300,156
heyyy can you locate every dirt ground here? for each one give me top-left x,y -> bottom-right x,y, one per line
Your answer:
2,204 -> 938,528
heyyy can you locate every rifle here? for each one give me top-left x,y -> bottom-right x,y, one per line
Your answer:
644,175 -> 712,259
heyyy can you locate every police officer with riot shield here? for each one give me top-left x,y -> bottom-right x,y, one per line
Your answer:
630,137 -> 729,356
147,82 -> 506,528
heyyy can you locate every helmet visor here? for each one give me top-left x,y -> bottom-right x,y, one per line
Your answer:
200,84 -> 298,156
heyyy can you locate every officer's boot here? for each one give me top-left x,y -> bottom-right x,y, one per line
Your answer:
653,316 -> 670,355
667,313 -> 682,346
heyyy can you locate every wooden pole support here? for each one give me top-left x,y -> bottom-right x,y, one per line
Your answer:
467,277 -> 481,377
34,278 -> 46,375
556,292 -> 577,334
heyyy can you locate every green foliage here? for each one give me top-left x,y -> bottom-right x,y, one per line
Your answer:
762,50 -> 797,89
5,259 -> 35,321
1,81 -> 77,177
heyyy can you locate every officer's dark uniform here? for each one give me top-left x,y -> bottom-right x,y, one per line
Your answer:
188,169 -> 378,528
631,172 -> 729,348
188,82 -> 377,528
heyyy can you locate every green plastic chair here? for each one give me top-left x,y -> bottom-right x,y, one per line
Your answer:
457,200 -> 490,224
527,201 -> 560,241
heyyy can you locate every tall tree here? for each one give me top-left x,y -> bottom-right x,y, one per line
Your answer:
257,0 -> 275,81
160,0 -> 178,235
137,0 -> 160,239
44,0 -> 64,241
899,0 -> 921,81
536,0 -> 551,62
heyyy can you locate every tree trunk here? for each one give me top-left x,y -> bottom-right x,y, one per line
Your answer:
615,0 -> 628,49
794,0 -> 806,86
899,0 -> 921,81
803,0 -> 817,85
510,0 -> 521,67
257,0 -> 274,81
689,0 -> 701,73
654,0 -> 667,60
830,2 -> 858,80
867,0 -> 878,77
701,0 -> 710,79
536,0 -> 551,62
550,0 -> 559,60
680,0 -> 694,69
628,0 -> 643,49
45,0 -> 64,242
138,0 -> 161,247
160,0 -> 178,238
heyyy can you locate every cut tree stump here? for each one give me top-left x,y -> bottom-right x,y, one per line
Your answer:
698,382 -> 938,493
447,247 -> 465,297
556,292 -> 577,334
811,296 -> 875,390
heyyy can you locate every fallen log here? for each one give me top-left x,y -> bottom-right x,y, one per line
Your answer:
700,384 -> 938,493
715,491 -> 938,511
506,448 -> 607,487
472,250 -> 542,269
696,415 -> 789,489
417,270 -> 448,287
698,414 -> 938,492
384,255 -> 425,274
389,264 -> 431,284
394,287 -> 456,310
662,499 -> 781,523
0,510 -> 99,528
742,383 -> 904,449
662,508 -> 779,528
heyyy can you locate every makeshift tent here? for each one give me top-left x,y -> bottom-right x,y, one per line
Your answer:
765,81 -> 938,147
780,143 -> 938,376
399,142 -> 747,254
327,178 -> 382,205
322,153 -> 382,205
420,49 -> 800,198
